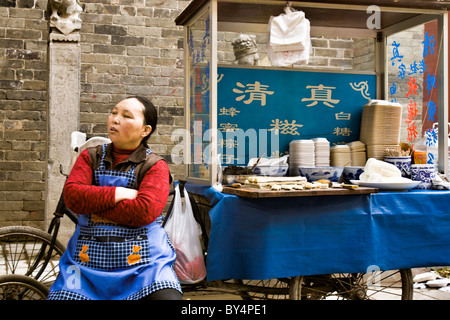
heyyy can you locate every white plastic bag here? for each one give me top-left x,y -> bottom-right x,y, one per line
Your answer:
268,6 -> 311,66
269,8 -> 309,51
164,185 -> 206,284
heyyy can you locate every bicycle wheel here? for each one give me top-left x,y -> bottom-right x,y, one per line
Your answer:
0,226 -> 66,287
235,276 -> 303,300
0,274 -> 49,300
301,269 -> 413,300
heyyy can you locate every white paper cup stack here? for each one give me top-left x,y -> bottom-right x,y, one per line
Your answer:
330,145 -> 351,167
312,138 -> 330,166
346,141 -> 366,166
289,139 -> 315,176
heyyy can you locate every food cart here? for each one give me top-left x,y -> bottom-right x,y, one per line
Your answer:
174,0 -> 450,299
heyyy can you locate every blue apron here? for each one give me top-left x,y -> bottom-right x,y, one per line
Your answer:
48,144 -> 181,300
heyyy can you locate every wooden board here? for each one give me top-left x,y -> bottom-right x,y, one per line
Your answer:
222,186 -> 378,198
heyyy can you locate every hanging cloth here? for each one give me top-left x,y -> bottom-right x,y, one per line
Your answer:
268,5 -> 311,66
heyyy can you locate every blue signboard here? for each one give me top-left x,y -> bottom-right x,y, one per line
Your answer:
217,66 -> 376,165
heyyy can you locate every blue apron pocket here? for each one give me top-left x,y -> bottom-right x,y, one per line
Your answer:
75,226 -> 150,270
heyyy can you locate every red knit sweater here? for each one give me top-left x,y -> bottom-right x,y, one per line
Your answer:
63,146 -> 170,227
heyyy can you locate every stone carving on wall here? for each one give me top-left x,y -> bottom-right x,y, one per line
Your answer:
49,0 -> 83,35
231,34 -> 260,66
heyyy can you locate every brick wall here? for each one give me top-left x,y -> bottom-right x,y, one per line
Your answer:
0,0 -> 48,228
79,0 -> 189,177
217,31 -> 360,71
0,0 -> 191,228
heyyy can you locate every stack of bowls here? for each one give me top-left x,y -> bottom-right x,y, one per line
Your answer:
313,138 -> 330,166
347,141 -> 366,166
289,140 -> 315,176
330,145 -> 351,167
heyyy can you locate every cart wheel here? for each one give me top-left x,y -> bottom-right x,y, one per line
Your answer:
234,276 -> 303,300
0,226 -> 66,286
301,269 -> 413,300
0,274 -> 49,300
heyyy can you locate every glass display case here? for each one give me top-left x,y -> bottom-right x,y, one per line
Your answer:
176,0 -> 450,185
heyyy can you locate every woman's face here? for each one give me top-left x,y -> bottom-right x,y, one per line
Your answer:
107,98 -> 151,150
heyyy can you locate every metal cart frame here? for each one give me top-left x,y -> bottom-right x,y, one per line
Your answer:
176,0 -> 450,186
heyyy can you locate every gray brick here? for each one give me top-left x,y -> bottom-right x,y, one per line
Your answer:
111,35 -> 144,46
0,80 -> 22,89
0,38 -> 24,48
22,181 -> 45,191
0,201 -> 22,211
120,6 -> 136,16
0,1 -> 16,8
5,110 -> 41,120
93,44 -> 126,55
22,201 -> 45,211
6,28 -> 41,39
0,161 -> 21,170
16,69 -> 33,80
315,48 -> 339,58
22,80 -> 46,90
4,190 -> 41,201
94,24 -> 127,36
104,5 -> 120,15
5,150 -> 41,160
0,59 -> 24,68
5,130 -> 41,141
11,140 -> 31,150
9,8 -> 43,19
7,171 -> 42,181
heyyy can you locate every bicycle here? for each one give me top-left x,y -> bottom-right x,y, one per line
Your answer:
0,134 -> 108,297
0,274 -> 50,300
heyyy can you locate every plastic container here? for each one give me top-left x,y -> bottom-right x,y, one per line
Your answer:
413,137 -> 428,165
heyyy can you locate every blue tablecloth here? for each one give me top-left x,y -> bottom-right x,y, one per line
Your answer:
184,183 -> 450,281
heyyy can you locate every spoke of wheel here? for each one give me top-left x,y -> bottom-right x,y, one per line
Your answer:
365,271 -> 403,299
7,237 -> 33,274
333,274 -> 358,299
238,279 -> 290,300
367,280 -> 403,297
2,239 -> 26,273
366,286 -> 403,299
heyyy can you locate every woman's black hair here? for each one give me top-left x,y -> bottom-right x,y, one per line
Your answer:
126,95 -> 157,147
